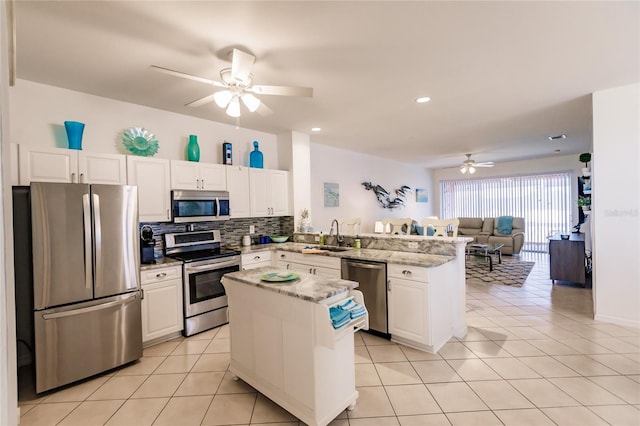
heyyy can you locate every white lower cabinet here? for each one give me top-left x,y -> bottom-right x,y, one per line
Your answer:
276,251 -> 341,278
387,262 -> 453,353
241,250 -> 273,270
141,265 -> 183,344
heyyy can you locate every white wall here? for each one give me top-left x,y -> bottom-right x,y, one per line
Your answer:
309,143 -> 435,233
9,80 -> 279,168
592,83 -> 640,328
433,154 -> 585,222
1,2 -> 18,423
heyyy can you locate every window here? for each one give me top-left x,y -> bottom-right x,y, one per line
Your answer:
440,173 -> 573,252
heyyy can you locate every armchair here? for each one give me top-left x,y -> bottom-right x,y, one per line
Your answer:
486,217 -> 525,255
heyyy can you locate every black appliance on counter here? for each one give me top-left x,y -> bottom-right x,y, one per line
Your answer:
164,230 -> 240,336
140,225 -> 156,264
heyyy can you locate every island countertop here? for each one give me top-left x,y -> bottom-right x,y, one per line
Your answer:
222,266 -> 359,303
238,242 -> 456,267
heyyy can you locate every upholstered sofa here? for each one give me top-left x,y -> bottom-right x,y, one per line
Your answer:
458,217 -> 525,255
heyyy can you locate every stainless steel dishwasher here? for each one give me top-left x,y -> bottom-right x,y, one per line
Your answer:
341,258 -> 389,338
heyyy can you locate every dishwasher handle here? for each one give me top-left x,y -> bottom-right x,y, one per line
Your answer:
344,261 -> 385,271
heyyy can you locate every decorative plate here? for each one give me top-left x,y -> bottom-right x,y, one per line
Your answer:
260,272 -> 300,282
122,127 -> 159,157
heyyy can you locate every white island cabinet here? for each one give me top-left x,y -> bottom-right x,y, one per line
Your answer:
222,268 -> 368,426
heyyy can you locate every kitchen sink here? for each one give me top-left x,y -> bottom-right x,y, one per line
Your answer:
310,245 -> 353,252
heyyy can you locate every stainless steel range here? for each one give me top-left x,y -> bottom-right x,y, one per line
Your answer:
164,230 -> 240,336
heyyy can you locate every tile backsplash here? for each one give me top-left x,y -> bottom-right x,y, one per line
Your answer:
143,216 -> 294,256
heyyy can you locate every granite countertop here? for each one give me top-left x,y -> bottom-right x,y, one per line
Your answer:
140,256 -> 183,271
244,242 -> 455,268
222,266 -> 358,303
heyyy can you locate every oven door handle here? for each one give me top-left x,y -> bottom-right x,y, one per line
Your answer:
185,260 -> 239,272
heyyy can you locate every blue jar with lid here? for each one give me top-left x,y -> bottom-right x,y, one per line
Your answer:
249,141 -> 263,168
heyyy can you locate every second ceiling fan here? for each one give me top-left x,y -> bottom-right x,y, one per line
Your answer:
150,48 -> 313,117
460,154 -> 494,174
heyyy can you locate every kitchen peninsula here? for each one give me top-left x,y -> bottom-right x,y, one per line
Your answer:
221,268 -> 367,426
240,234 -> 471,353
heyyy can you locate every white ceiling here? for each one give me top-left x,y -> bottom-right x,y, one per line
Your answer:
13,1 -> 639,168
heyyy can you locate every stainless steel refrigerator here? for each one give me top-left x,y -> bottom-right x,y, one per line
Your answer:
29,182 -> 142,393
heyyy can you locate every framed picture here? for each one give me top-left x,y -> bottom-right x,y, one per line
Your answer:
324,182 -> 339,207
416,188 -> 428,203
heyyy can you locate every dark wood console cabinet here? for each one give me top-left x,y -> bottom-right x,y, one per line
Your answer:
549,233 -> 586,286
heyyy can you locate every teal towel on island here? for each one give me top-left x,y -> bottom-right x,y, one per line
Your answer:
338,299 -> 357,311
350,310 -> 366,320
332,316 -> 351,329
497,216 -> 513,235
329,307 -> 350,323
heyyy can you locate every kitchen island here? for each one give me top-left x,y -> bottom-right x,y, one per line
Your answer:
221,268 -> 368,426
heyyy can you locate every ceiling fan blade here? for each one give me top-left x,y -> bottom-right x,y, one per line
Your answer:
247,84 -> 313,97
476,162 -> 495,167
150,65 -> 227,88
231,49 -> 255,85
256,101 -> 274,116
185,93 -> 217,108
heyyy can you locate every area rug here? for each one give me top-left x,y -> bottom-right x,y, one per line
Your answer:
465,257 -> 535,287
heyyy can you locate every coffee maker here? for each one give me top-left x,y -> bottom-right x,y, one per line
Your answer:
140,225 -> 156,264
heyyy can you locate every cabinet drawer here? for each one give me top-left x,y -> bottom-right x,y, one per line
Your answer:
141,266 -> 182,285
276,251 -> 340,270
242,251 -> 273,267
388,263 -> 429,282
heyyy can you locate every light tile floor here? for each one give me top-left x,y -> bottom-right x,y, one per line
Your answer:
18,253 -> 640,425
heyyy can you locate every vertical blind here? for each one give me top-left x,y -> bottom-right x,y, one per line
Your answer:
440,172 -> 573,252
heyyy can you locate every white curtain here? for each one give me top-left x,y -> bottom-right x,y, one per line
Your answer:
440,173 -> 573,252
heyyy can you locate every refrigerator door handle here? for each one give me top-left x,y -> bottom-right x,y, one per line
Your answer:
82,193 -> 93,289
42,293 -> 138,320
92,193 -> 103,288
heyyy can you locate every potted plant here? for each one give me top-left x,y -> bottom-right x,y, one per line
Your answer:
578,195 -> 591,212
299,208 -> 311,233
579,152 -> 591,176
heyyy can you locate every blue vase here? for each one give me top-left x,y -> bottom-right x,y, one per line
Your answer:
249,140 -> 263,168
187,135 -> 200,162
64,121 -> 85,150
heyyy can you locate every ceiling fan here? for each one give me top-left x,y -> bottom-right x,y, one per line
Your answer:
460,154 -> 494,174
150,48 -> 313,118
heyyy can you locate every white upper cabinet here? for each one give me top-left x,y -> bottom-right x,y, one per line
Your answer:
249,168 -> 291,217
77,151 -> 127,185
269,169 -> 291,216
226,165 -> 251,218
170,160 -> 226,191
18,145 -> 126,185
127,156 -> 171,222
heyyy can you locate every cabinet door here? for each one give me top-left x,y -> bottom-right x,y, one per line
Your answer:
388,277 -> 429,344
200,163 -> 227,190
78,152 -> 127,185
127,157 -> 171,222
170,160 -> 199,190
269,170 -> 291,216
19,145 -> 79,184
226,166 -> 251,218
141,279 -> 183,343
313,266 -> 341,278
249,168 -> 269,216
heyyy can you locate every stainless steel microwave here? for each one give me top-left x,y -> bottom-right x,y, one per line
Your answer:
171,190 -> 230,223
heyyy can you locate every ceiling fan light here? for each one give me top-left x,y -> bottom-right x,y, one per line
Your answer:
226,97 -> 241,117
213,90 -> 233,108
469,166 -> 476,174
460,165 -> 467,174
241,93 -> 261,112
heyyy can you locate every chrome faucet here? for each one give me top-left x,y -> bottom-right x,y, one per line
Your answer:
329,219 -> 344,245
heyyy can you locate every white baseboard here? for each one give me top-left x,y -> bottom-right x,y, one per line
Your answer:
594,313 -> 640,329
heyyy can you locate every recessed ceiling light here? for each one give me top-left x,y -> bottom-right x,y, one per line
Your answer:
311,127 -> 321,132
554,149 -> 561,153
548,134 -> 567,141
416,97 -> 431,104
